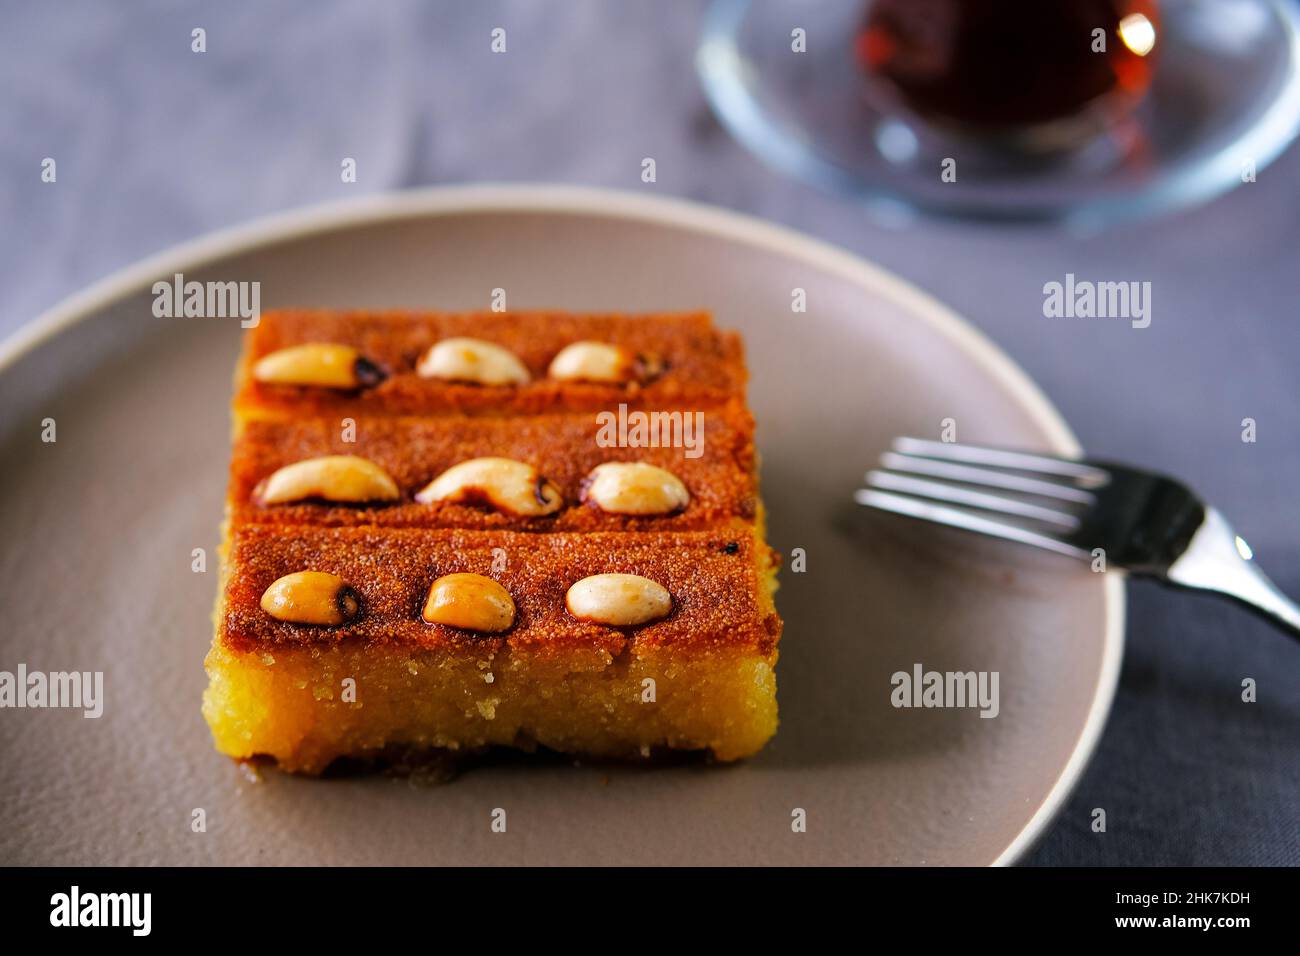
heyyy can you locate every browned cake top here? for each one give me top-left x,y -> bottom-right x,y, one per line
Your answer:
228,407 -> 757,531
220,525 -> 780,660
235,309 -> 747,418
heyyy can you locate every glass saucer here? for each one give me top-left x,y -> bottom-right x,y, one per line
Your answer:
696,0 -> 1300,228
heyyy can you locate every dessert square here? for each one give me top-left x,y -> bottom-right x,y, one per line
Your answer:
204,309 -> 781,773
226,407 -> 758,532
232,309 -> 748,419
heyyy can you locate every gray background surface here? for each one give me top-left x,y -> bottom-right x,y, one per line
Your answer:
2,0 -> 1296,865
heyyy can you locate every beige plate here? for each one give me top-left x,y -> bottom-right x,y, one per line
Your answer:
0,186 -> 1122,866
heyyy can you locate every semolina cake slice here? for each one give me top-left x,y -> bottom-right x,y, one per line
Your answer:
233,309 -> 748,419
204,308 -> 781,773
204,525 -> 780,773
226,405 -> 758,532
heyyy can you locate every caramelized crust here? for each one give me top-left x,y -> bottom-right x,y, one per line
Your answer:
228,407 -> 757,531
235,310 -> 747,418
219,524 -> 780,661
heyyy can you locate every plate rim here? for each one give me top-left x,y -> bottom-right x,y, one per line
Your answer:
0,183 -> 1124,866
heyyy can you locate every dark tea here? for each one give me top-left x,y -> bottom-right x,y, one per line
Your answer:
857,0 -> 1159,136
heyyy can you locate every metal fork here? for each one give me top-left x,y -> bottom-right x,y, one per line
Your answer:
855,437 -> 1300,640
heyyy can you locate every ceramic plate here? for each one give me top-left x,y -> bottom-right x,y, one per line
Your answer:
0,185 -> 1122,865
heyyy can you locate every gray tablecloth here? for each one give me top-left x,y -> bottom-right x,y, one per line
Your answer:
3,0 -> 1296,865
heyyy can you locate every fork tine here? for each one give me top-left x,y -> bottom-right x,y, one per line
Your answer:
866,470 -> 1081,528
879,451 -> 1098,504
854,488 -> 1089,559
893,437 -> 1110,486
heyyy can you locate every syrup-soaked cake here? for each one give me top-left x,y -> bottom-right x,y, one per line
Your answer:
203,310 -> 781,773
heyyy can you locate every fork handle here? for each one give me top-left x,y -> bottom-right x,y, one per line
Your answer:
1163,508 -> 1300,641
